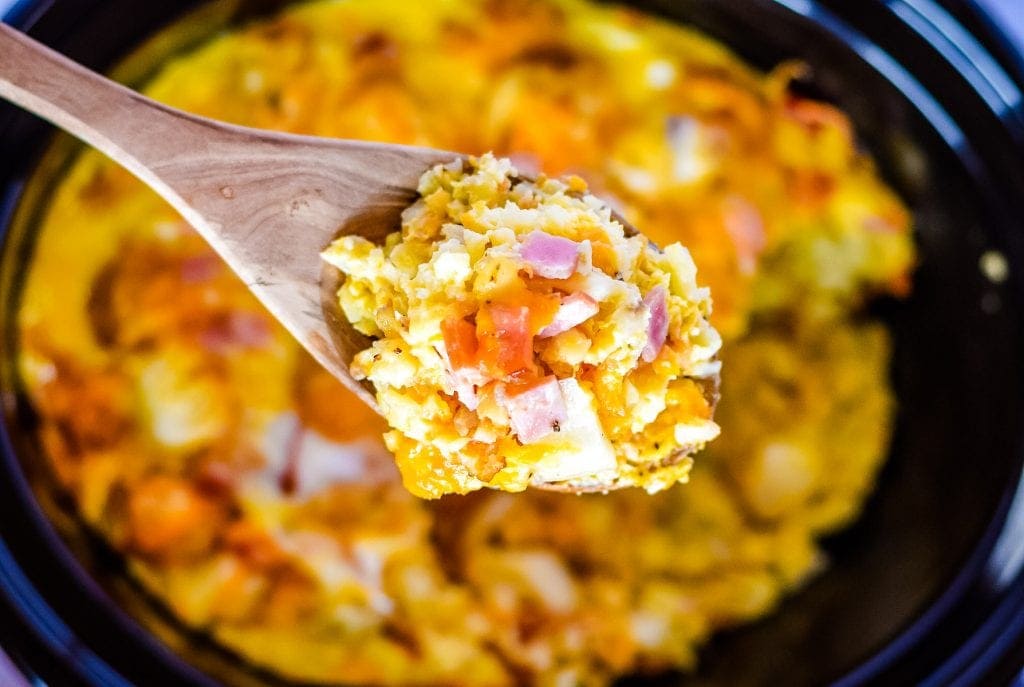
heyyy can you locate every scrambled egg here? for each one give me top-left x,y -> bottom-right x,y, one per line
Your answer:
15,0 -> 914,684
323,154 -> 720,497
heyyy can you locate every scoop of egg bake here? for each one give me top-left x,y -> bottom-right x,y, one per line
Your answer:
322,153 -> 721,498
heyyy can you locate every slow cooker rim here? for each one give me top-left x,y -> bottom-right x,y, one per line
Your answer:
1,1 -> 1023,685
962,0 -> 1024,108
797,5 -> 1024,681
791,2 -> 1024,679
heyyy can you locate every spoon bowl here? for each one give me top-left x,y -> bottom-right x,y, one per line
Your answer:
0,22 -> 455,412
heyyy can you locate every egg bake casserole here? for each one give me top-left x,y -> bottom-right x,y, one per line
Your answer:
17,0 -> 914,684
323,153 -> 721,497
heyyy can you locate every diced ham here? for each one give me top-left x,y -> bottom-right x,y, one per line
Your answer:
449,367 -> 487,411
497,376 -> 568,444
537,292 -> 599,338
520,230 -> 580,279
200,312 -> 271,352
529,378 -> 617,483
277,416 -> 306,495
195,461 -> 236,495
864,215 -> 901,234
722,196 -> 765,275
266,413 -> 397,499
180,254 -> 222,283
785,96 -> 850,137
641,285 -> 668,363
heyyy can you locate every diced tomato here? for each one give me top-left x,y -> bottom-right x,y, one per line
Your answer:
888,272 -> 912,298
442,315 -> 479,370
477,302 -> 535,378
784,96 -> 850,137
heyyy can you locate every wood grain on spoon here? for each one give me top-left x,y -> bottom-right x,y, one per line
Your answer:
0,22 -> 455,412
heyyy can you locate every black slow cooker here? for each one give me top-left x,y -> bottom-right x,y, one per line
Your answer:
1,1 -> 1023,685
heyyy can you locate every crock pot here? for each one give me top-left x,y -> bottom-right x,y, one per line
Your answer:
1,1 -> 1023,685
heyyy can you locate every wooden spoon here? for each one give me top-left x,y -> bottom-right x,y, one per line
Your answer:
0,25 -> 717,493
0,23 -> 454,412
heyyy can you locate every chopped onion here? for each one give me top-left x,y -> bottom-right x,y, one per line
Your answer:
641,285 -> 668,362
520,230 -> 580,279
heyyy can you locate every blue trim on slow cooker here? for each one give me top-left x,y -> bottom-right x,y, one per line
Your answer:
0,269 -> 132,687
892,0 -> 1022,115
0,181 -> 224,687
775,0 -> 970,154
888,0 -> 1024,138
966,0 -> 1024,102
987,463 -> 1024,590
0,540 -> 131,687
0,26 -> 222,681
1,0 -> 53,27
927,576 -> 1024,686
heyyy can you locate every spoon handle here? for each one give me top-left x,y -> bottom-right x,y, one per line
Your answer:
0,22 -> 454,413
0,24 -> 218,203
